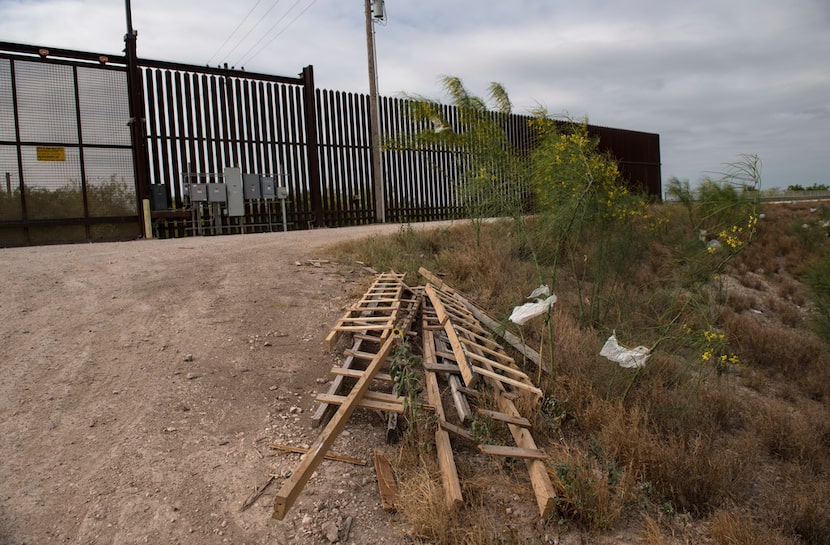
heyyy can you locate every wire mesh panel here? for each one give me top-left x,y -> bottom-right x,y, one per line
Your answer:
15,61 -> 79,145
77,67 -> 131,147
0,60 -> 14,142
0,50 -> 138,246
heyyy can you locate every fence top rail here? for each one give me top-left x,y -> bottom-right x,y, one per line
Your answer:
0,41 -> 127,67
0,41 -> 306,87
138,57 -> 304,86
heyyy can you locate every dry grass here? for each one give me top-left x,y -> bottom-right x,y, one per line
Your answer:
709,505 -> 800,545
329,202 -> 830,545
547,443 -> 634,530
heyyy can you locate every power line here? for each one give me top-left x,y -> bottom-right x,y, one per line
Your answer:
206,0 -> 267,65
222,0 -> 287,62
236,0 -> 319,67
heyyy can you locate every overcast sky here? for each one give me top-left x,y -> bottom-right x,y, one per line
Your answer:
2,0 -> 828,191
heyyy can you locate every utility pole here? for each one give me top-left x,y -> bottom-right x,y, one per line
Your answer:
364,0 -> 385,222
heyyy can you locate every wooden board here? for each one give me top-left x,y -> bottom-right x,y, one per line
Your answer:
419,268 -> 556,517
314,393 -> 405,414
328,367 -> 393,382
374,449 -> 400,512
273,333 -> 399,520
448,375 -> 472,423
476,408 -> 531,428
423,330 -> 464,510
478,444 -> 549,461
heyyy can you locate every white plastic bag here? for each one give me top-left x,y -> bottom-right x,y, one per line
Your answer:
600,332 -> 650,369
509,285 -> 557,326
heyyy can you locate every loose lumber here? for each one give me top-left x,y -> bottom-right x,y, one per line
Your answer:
477,444 -> 549,461
476,408 -> 531,428
463,301 -> 544,373
419,268 -> 556,517
420,266 -> 545,373
423,329 -> 464,510
492,391 -> 555,517
448,375 -> 472,424
273,334 -> 399,520
373,449 -> 400,512
328,367 -> 393,382
439,420 -> 475,442
315,273 -> 411,427
311,334 -> 370,427
423,280 -> 542,401
422,361 -> 461,374
268,444 -> 367,466
324,273 -> 405,352
314,393 -> 405,414
425,283 -> 479,387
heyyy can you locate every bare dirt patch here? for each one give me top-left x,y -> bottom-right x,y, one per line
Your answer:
0,223 -> 453,545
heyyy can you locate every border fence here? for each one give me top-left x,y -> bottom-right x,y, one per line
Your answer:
0,40 -> 661,246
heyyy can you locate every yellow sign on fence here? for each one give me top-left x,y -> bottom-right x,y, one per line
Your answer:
36,147 -> 66,162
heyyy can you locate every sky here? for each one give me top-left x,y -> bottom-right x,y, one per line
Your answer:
1,0 -> 829,193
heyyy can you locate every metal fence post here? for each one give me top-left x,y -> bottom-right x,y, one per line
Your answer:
124,0 -> 152,237
301,65 -> 325,228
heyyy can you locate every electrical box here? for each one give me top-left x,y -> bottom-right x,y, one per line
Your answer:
190,183 -> 208,202
223,167 -> 244,216
207,183 -> 227,203
149,184 -> 168,210
260,177 -> 276,199
276,186 -> 289,199
242,173 -> 261,200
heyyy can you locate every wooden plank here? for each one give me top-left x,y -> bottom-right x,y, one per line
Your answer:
439,420 -> 475,443
422,361 -> 461,374
476,408 -> 531,428
448,375 -> 472,423
425,284 -> 451,326
343,348 -> 383,360
273,334 -> 398,520
335,315 -> 398,323
331,324 -> 394,332
423,330 -> 464,510
313,336 -> 366,428
268,444 -> 368,466
419,269 -> 555,516
329,367 -> 393,382
458,336 -> 516,364
315,393 -> 405,414
496,396 -> 556,517
478,444 -> 549,461
455,384 -> 481,399
470,365 -> 543,398
461,298 -> 545,373
466,351 -> 525,377
426,285 -> 478,387
374,449 -> 400,512
452,323 -> 503,350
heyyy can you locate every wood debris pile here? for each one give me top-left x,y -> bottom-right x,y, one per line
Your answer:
272,268 -> 554,521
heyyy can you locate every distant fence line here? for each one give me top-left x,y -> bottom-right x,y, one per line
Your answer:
0,40 -> 661,246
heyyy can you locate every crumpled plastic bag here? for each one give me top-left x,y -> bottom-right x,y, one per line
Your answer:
600,332 -> 650,369
509,285 -> 557,326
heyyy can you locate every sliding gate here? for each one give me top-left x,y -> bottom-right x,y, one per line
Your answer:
0,44 -> 138,245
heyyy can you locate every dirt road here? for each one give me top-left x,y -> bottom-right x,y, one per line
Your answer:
0,222 -> 453,545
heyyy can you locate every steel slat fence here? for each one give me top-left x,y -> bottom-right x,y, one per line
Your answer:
1,41 -> 661,246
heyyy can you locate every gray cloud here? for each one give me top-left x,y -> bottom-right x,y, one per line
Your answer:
1,0 -> 828,189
